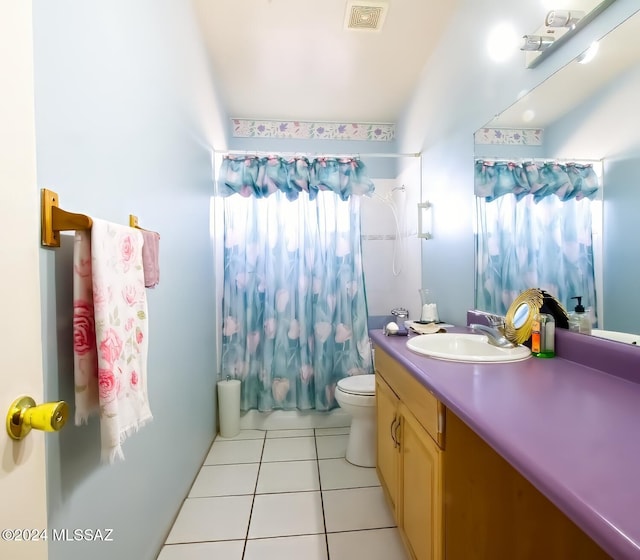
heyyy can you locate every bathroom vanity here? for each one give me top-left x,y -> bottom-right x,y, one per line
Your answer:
372,328 -> 640,560
376,345 -> 444,560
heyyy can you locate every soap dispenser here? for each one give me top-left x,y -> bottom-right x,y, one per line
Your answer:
568,296 -> 592,335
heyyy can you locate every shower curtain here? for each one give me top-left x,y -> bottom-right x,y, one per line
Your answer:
218,155 -> 375,411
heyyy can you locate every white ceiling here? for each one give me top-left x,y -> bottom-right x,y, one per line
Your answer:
192,0 -> 459,124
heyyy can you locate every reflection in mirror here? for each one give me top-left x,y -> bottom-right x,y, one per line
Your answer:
474,8 -> 640,340
592,329 -> 640,345
474,160 -> 600,322
513,303 -> 530,329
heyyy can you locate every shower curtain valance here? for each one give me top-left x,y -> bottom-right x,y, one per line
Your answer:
217,155 -> 375,201
474,160 -> 600,203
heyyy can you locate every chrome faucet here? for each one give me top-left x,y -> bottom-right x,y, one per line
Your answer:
469,323 -> 515,348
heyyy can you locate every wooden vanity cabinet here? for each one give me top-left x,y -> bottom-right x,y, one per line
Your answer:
375,346 -> 444,560
374,343 -> 610,560
445,410 -> 610,560
375,373 -> 400,515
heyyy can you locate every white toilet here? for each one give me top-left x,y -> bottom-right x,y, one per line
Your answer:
335,374 -> 376,467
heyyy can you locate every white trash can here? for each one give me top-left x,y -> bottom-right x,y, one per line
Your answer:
217,377 -> 241,438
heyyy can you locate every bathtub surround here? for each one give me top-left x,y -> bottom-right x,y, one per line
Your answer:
239,409 -> 350,431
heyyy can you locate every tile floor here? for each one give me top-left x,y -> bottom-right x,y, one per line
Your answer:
157,427 -> 409,559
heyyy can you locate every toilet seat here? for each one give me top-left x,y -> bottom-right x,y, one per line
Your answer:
337,374 -> 376,396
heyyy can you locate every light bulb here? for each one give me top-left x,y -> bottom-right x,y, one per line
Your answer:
521,34 -> 555,51
545,10 -> 584,28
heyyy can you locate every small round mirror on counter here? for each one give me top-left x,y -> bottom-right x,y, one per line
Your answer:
504,289 -> 569,345
504,289 -> 544,345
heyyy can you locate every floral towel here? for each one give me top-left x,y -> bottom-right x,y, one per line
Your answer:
73,219 -> 153,463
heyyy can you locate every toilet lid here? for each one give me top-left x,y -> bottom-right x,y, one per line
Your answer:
337,374 -> 376,396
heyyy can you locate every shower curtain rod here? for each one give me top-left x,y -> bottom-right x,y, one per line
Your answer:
213,149 -> 421,159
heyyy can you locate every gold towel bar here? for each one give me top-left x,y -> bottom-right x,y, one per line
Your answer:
41,188 -> 93,247
41,188 -> 152,247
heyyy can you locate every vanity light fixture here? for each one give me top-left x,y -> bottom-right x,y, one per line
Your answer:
545,10 -> 584,28
417,201 -> 432,239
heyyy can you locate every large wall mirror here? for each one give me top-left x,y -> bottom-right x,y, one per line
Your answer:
474,7 -> 640,341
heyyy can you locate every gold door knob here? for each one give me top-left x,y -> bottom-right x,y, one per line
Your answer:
6,396 -> 69,441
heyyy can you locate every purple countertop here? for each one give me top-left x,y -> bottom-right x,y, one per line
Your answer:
370,328 -> 640,560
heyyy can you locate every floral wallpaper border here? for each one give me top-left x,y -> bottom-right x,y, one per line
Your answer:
474,128 -> 543,146
232,119 -> 395,141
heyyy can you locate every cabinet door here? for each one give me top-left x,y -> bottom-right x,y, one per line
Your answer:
375,375 -> 400,514
399,403 -> 443,560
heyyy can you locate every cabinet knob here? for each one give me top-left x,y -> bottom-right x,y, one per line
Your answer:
6,396 -> 69,441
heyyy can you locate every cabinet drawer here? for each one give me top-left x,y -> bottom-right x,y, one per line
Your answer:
375,345 -> 445,448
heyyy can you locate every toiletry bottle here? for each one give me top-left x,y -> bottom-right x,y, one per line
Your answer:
531,312 -> 555,358
569,296 -> 592,335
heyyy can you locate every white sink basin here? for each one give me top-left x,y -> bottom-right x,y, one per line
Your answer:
406,333 -> 531,363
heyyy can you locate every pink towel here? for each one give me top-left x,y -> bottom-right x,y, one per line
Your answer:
73,219 -> 153,463
140,229 -> 160,288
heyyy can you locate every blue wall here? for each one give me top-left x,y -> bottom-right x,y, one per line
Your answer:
34,2 -> 225,559
602,153 -> 640,332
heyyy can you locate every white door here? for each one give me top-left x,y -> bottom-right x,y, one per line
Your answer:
0,1 -> 48,559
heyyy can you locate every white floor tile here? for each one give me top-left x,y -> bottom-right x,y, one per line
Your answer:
189,463 -> 259,497
315,426 -> 350,436
203,438 -> 264,465
318,458 -> 380,490
216,429 -> 266,441
266,428 -> 315,438
323,487 -> 395,533
157,541 -> 245,560
315,434 -> 348,459
165,496 -> 253,543
256,460 -> 320,494
249,492 -> 324,538
244,534 -> 328,560
327,528 -> 408,560
262,436 -> 317,462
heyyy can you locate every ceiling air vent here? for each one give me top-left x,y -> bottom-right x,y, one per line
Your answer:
344,1 -> 389,31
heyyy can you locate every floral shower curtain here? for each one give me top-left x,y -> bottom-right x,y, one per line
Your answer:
474,160 -> 600,316
218,155 -> 375,411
